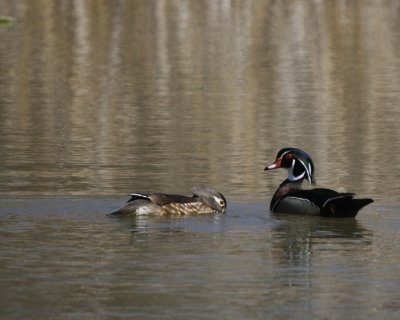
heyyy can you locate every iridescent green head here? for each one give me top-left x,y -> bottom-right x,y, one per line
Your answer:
265,148 -> 316,184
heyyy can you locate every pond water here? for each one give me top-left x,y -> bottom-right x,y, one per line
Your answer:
0,1 -> 400,319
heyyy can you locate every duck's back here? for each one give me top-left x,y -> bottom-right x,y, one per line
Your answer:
274,188 -> 373,217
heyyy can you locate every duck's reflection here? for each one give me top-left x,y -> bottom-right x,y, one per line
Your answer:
266,214 -> 373,291
123,214 -> 224,244
270,214 -> 372,272
127,216 -> 182,244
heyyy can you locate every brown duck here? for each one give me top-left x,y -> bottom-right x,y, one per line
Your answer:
108,186 -> 227,216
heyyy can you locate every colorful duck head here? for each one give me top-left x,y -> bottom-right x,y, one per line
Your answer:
265,147 -> 316,185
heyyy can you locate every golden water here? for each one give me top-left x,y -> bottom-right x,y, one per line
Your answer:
0,1 -> 399,319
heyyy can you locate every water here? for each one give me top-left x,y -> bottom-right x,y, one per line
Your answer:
0,1 -> 400,319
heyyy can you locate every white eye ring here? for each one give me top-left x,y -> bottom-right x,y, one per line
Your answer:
213,196 -> 225,207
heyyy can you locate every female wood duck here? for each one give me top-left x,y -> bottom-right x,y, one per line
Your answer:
108,186 -> 227,217
265,148 -> 373,218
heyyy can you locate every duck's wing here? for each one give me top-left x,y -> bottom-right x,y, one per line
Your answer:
320,194 -> 373,218
286,188 -> 372,218
109,192 -> 191,217
127,192 -> 195,205
290,188 -> 354,207
127,193 -> 151,202
107,193 -> 152,217
273,188 -> 353,215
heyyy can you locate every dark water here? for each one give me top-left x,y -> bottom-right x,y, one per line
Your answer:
0,1 -> 400,319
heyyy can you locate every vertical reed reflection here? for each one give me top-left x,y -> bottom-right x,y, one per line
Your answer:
0,1 -> 399,196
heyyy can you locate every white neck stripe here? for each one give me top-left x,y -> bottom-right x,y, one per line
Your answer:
288,159 -> 306,181
298,158 -> 312,182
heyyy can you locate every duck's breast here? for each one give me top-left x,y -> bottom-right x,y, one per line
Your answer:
273,196 -> 320,215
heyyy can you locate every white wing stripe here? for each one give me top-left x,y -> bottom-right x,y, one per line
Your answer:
322,195 -> 352,207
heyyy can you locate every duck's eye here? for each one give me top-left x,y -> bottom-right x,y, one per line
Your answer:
219,200 -> 225,207
285,153 -> 293,159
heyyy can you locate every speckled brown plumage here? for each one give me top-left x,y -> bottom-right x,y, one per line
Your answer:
161,201 -> 216,215
108,186 -> 226,217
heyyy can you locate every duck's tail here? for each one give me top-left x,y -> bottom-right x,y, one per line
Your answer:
323,196 -> 374,218
107,208 -> 131,217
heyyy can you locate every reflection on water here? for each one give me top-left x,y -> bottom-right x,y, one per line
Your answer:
0,1 -> 399,198
1,1 -> 400,319
2,197 -> 399,320
271,215 -> 372,268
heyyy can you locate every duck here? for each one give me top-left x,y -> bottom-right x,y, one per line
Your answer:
108,186 -> 227,217
265,148 -> 373,218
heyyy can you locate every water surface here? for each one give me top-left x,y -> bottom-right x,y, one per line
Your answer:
1,196 -> 398,319
0,1 -> 400,319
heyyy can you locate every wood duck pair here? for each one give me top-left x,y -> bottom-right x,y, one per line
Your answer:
109,148 -> 373,218
265,148 -> 373,218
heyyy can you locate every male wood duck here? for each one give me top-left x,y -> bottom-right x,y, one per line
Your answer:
108,186 -> 227,217
265,148 -> 373,218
